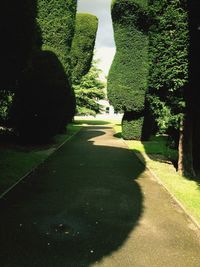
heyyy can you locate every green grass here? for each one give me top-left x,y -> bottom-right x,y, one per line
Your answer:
0,123 -> 81,196
114,123 -> 200,225
74,115 -> 122,126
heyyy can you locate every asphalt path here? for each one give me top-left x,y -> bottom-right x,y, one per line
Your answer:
0,125 -> 200,267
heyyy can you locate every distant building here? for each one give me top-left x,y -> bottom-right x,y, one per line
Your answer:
97,99 -> 115,115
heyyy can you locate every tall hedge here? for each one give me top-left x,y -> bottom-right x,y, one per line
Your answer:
9,0 -> 77,141
36,0 -> 77,126
11,50 -> 74,142
107,0 -> 149,140
70,13 -> 98,85
147,0 -> 188,136
37,0 -> 77,77
0,0 -> 37,89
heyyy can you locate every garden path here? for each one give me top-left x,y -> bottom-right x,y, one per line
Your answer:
0,124 -> 200,266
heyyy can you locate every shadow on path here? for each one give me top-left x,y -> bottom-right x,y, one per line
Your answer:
0,126 -> 144,267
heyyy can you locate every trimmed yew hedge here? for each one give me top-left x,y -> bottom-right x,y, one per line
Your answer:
11,51 -> 74,142
71,13 -> 98,84
37,0 -> 77,77
108,0 -> 149,140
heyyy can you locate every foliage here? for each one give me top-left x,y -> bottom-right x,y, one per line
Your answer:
148,0 -> 189,134
71,13 -> 98,84
11,51 -> 75,143
122,111 -> 144,140
73,63 -> 105,115
37,0 -> 77,77
0,91 -> 13,125
108,0 -> 149,140
0,0 -> 38,89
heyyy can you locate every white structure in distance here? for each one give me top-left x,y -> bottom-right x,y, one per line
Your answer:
77,0 -> 118,116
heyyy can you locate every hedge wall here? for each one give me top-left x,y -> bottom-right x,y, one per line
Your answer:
70,13 -> 98,84
8,0 -> 77,141
107,0 -> 149,140
11,50 -> 74,142
37,0 -> 77,77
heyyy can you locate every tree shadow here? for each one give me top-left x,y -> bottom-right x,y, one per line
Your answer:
0,126 -> 145,267
113,132 -> 122,138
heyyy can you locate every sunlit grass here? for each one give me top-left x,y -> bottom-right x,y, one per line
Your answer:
114,124 -> 200,225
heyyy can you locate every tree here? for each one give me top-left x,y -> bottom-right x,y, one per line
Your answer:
73,63 -> 105,116
108,0 -> 149,140
186,0 -> 200,175
147,0 -> 193,176
70,13 -> 98,84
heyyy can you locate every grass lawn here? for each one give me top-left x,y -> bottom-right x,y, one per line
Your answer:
114,124 -> 200,226
0,123 -> 82,196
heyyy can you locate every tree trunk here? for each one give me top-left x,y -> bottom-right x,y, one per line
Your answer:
178,114 -> 195,177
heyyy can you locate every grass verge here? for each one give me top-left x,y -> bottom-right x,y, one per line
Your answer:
114,124 -> 200,226
0,123 -> 82,196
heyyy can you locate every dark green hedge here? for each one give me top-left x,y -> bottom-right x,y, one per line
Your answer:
70,13 -> 98,84
11,51 -> 74,143
122,111 -> 144,140
37,0 -> 77,77
107,0 -> 149,140
0,0 -> 37,89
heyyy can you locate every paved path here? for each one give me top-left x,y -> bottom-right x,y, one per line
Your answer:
0,125 -> 200,267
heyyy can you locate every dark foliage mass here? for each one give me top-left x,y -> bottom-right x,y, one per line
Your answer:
187,1 -> 200,172
11,51 -> 74,143
71,13 -> 98,84
0,0 -> 37,89
108,0 -> 149,140
0,0 -> 77,142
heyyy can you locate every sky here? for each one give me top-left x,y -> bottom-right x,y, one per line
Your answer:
77,0 -> 116,77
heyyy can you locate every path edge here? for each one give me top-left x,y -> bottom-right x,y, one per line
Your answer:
133,149 -> 200,232
0,127 -> 81,200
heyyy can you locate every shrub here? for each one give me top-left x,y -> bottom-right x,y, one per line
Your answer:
71,13 -> 98,84
108,0 -> 149,140
11,51 -> 75,143
0,91 -> 13,125
122,111 -> 144,140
